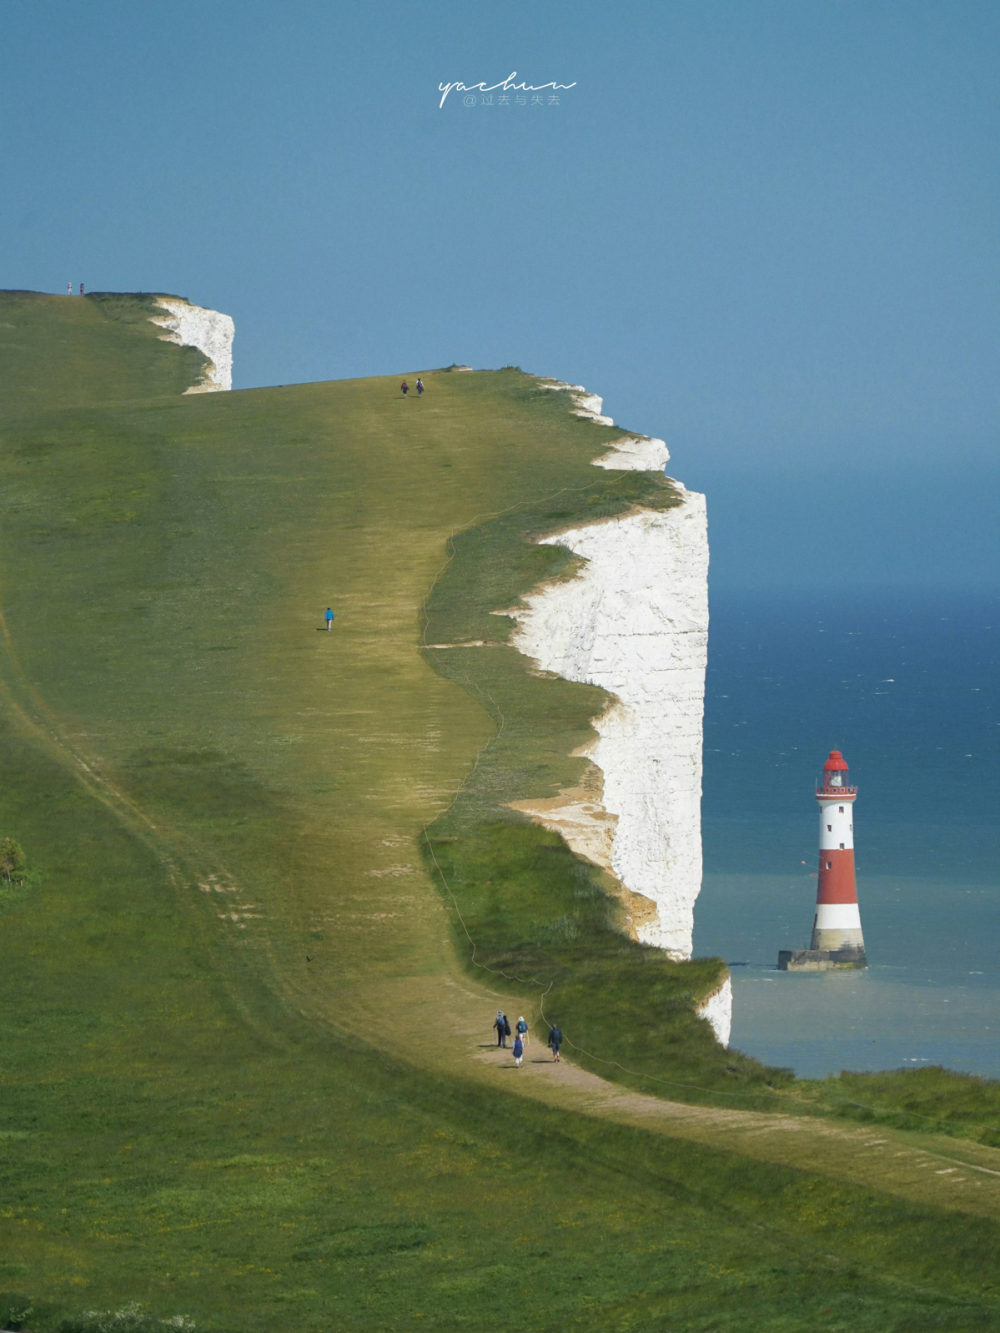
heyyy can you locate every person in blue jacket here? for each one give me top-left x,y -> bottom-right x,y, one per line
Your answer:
325,608 -> 335,630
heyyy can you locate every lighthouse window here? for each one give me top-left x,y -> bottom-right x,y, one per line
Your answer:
839,806 -> 844,813
827,824 -> 832,832
839,842 -> 845,849
826,861 -> 832,870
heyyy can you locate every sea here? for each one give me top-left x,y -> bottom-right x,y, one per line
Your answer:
693,588 -> 999,1080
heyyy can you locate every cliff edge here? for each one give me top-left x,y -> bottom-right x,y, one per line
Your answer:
151,297 -> 234,392
508,382 -> 730,1044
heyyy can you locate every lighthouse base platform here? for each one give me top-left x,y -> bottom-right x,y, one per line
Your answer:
778,947 -> 867,972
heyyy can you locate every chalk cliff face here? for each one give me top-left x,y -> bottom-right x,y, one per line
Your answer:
512,491 -> 709,958
151,298 -> 234,393
697,977 -> 732,1048
511,382 -> 729,1045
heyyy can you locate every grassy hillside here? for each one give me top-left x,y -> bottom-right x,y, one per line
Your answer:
0,292 -> 209,415
0,291 -> 997,1332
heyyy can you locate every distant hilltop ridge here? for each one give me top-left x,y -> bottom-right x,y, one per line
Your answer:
0,289 -> 234,411
26,289 -> 234,393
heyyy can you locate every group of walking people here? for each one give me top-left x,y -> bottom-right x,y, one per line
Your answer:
493,1010 -> 563,1067
400,378 -> 424,396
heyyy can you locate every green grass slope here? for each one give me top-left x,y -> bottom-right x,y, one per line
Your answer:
0,291 -> 997,1332
0,292 -> 210,415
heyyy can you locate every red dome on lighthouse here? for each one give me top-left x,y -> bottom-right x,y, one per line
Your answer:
817,749 -> 855,797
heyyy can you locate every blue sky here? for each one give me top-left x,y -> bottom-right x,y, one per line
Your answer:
2,1 -> 997,588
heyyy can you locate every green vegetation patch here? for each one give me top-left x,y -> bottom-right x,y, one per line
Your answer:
806,1066 -> 1000,1147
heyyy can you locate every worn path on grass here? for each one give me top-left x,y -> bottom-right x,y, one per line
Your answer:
317,962 -> 1000,1222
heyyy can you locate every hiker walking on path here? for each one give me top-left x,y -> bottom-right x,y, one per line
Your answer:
493,1010 -> 508,1048
416,378 -> 424,396
324,608 -> 335,630
548,1025 -> 563,1062
512,1034 -> 524,1067
516,1016 -> 529,1047
401,379 -> 409,396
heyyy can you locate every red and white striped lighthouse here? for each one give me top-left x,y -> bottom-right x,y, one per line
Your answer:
779,749 -> 867,970
812,750 -> 866,961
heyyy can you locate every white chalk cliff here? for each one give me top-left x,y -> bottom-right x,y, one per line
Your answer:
512,381 -> 731,1047
151,298 -> 234,393
697,977 -> 733,1049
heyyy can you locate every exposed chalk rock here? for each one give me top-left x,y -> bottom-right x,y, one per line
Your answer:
151,298 -> 234,393
510,380 -> 710,964
696,976 -> 732,1047
509,761 -> 618,875
507,759 -> 662,942
592,435 -> 670,471
537,381 -> 668,469
538,378 -> 615,426
511,495 -> 708,958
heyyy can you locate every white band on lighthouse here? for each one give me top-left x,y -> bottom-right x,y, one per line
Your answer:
814,902 -> 862,930
818,803 -> 854,850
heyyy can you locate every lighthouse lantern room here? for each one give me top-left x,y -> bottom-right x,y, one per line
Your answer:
778,749 -> 868,971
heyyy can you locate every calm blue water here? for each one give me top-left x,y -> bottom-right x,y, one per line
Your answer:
693,589 -> 1000,1079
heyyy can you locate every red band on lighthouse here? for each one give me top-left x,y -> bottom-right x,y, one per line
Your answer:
816,849 -> 858,903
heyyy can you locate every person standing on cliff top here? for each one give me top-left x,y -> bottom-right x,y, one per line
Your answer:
548,1025 -> 563,1062
493,1010 -> 507,1047
416,378 -> 424,396
324,608 -> 335,631
516,1016 -> 529,1046
512,1034 -> 524,1067
401,379 -> 409,396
